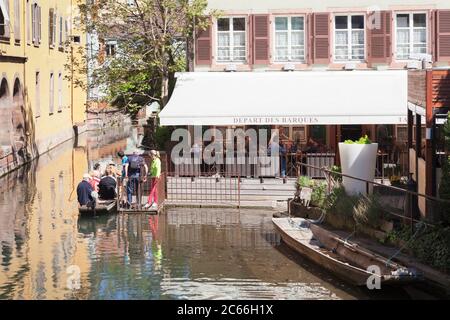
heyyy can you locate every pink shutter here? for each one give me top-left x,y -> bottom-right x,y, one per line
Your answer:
195,17 -> 212,65
306,13 -> 314,65
252,14 -> 269,64
436,10 -> 450,62
367,11 -> 392,65
248,16 -> 253,65
430,10 -> 436,62
312,13 -> 330,64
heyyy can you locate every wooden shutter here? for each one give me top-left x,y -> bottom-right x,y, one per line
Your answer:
4,0 -> 10,38
367,11 -> 392,64
49,9 -> 53,46
38,5 -> 41,44
14,0 -> 19,41
195,17 -> 212,65
312,13 -> 330,64
252,14 -> 269,64
26,1 -> 30,44
307,13 -> 314,65
31,4 -> 35,44
436,10 -> 450,62
430,10 -> 436,62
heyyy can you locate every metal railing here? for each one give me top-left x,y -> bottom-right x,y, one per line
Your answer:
165,171 -> 241,206
296,162 -> 450,230
117,172 -> 167,212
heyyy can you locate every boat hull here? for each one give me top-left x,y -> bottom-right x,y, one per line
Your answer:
273,218 -> 418,287
79,200 -> 117,217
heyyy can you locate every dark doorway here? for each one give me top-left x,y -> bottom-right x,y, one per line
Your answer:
341,125 -> 362,142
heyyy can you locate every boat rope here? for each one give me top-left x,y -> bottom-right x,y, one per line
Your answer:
385,222 -> 426,267
344,229 -> 356,243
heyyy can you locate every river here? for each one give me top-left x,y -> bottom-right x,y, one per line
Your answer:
0,128 -> 430,300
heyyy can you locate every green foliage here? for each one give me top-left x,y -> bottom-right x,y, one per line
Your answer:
330,165 -> 342,182
75,0 -> 217,116
323,186 -> 386,231
344,135 -> 372,144
438,114 -> 450,224
154,126 -> 174,150
385,225 -> 450,273
296,176 -> 327,208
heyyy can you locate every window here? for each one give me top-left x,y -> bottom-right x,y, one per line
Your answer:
49,8 -> 56,47
105,40 -> 116,56
26,0 -> 30,44
395,13 -> 427,60
14,0 -> 19,42
274,16 -> 305,62
57,72 -> 62,112
35,71 -> 40,117
334,15 -> 365,61
31,3 -> 41,46
49,72 -> 54,114
217,17 -> 246,62
59,16 -> 63,48
0,0 -> 9,38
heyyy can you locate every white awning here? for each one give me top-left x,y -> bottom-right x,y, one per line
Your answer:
159,70 -> 408,126
0,0 -> 9,21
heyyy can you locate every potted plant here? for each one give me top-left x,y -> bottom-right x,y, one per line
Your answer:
338,135 -> 378,196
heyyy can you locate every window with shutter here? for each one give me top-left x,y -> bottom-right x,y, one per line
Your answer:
49,72 -> 54,114
0,0 -> 10,38
59,16 -> 63,48
38,5 -> 41,44
35,71 -> 40,117
26,0 -> 30,44
195,17 -> 211,65
313,13 -> 330,64
436,10 -> 450,61
273,16 -> 306,63
252,14 -> 269,64
58,72 -> 62,112
14,0 -> 19,42
334,14 -> 365,61
49,8 -> 54,47
217,17 -> 247,63
395,12 -> 427,60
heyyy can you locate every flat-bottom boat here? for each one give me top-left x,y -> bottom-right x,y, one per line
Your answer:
272,217 -> 420,286
79,200 -> 117,217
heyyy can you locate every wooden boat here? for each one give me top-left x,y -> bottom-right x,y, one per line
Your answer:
78,200 -> 117,217
272,217 -> 420,286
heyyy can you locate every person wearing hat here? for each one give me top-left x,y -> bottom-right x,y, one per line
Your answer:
144,150 -> 161,210
77,173 -> 95,207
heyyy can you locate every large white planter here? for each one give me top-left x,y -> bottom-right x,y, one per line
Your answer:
339,143 -> 378,196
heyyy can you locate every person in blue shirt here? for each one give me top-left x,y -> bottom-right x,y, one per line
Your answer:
117,151 -> 128,178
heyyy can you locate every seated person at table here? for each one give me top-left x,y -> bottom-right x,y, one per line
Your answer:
98,166 -> 117,200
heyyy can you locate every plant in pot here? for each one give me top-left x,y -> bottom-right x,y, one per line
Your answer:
339,135 -> 378,196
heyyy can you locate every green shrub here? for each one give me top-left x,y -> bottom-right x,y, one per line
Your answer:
296,176 -> 327,208
344,135 -> 372,144
385,225 -> 450,273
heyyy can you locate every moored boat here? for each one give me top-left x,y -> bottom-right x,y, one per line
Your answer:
78,200 -> 117,217
272,217 -> 420,286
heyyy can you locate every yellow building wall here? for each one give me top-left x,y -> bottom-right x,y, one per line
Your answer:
0,0 -> 87,162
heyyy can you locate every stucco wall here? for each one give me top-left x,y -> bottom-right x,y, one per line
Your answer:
207,0 -> 450,12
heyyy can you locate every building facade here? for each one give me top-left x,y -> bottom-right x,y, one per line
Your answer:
0,0 -> 86,176
182,0 -> 450,172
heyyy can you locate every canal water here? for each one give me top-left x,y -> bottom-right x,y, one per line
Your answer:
0,129 -> 425,300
